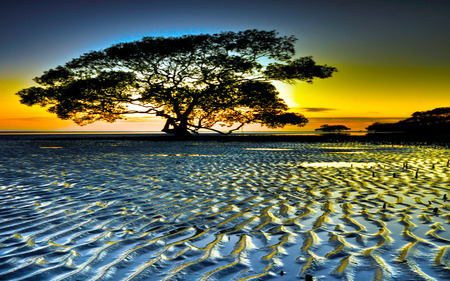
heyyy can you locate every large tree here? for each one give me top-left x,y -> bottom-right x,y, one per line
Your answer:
17,30 -> 337,136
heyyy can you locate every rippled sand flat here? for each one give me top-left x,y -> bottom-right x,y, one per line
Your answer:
0,137 -> 449,280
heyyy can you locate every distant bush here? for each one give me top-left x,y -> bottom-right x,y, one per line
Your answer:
367,107 -> 450,134
315,124 -> 351,133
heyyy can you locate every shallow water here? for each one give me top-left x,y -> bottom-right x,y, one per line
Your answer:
0,136 -> 449,280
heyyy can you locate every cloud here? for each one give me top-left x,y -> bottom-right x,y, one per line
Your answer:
122,116 -> 162,123
299,107 -> 336,112
308,117 -> 405,122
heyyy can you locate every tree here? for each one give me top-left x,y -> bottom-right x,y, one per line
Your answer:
367,107 -> 450,134
16,30 -> 337,136
315,124 -> 351,133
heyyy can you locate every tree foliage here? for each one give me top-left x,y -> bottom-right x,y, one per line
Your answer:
315,124 -> 351,132
16,30 -> 337,135
367,107 -> 450,134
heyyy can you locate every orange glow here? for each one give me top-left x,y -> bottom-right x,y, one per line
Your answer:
289,64 -> 450,118
1,63 -> 449,132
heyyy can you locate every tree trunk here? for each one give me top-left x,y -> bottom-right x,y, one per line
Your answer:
174,117 -> 191,137
161,117 -> 191,137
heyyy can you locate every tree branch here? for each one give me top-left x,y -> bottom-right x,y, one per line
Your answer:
186,122 -> 246,135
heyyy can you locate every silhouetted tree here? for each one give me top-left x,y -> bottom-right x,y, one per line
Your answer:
367,107 -> 450,134
315,124 -> 350,132
16,30 -> 337,136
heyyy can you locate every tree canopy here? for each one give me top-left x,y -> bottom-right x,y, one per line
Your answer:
367,107 -> 450,134
16,30 -> 337,136
315,124 -> 351,133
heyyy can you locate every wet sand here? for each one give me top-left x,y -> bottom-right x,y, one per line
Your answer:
0,136 -> 449,280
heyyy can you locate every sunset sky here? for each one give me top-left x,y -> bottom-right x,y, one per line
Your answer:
1,0 -> 449,132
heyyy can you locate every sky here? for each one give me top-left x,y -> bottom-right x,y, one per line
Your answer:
0,0 -> 449,132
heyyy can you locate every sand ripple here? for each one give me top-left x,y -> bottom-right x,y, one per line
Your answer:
0,138 -> 449,280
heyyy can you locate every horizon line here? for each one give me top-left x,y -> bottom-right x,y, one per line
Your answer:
0,130 -> 369,134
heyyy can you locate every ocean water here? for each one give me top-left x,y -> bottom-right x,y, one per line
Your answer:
0,135 -> 449,280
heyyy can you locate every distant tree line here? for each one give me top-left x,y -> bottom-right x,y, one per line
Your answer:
367,107 -> 450,134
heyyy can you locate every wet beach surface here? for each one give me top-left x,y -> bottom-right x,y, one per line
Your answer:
0,135 -> 449,280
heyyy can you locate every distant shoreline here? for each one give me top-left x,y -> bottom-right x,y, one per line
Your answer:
1,132 -> 449,147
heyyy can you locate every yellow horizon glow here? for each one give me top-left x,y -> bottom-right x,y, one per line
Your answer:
1,63 -> 448,132
286,64 -> 450,118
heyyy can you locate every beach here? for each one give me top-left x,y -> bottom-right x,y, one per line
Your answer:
0,134 -> 449,280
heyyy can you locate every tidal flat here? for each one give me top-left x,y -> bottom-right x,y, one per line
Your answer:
0,135 -> 449,280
